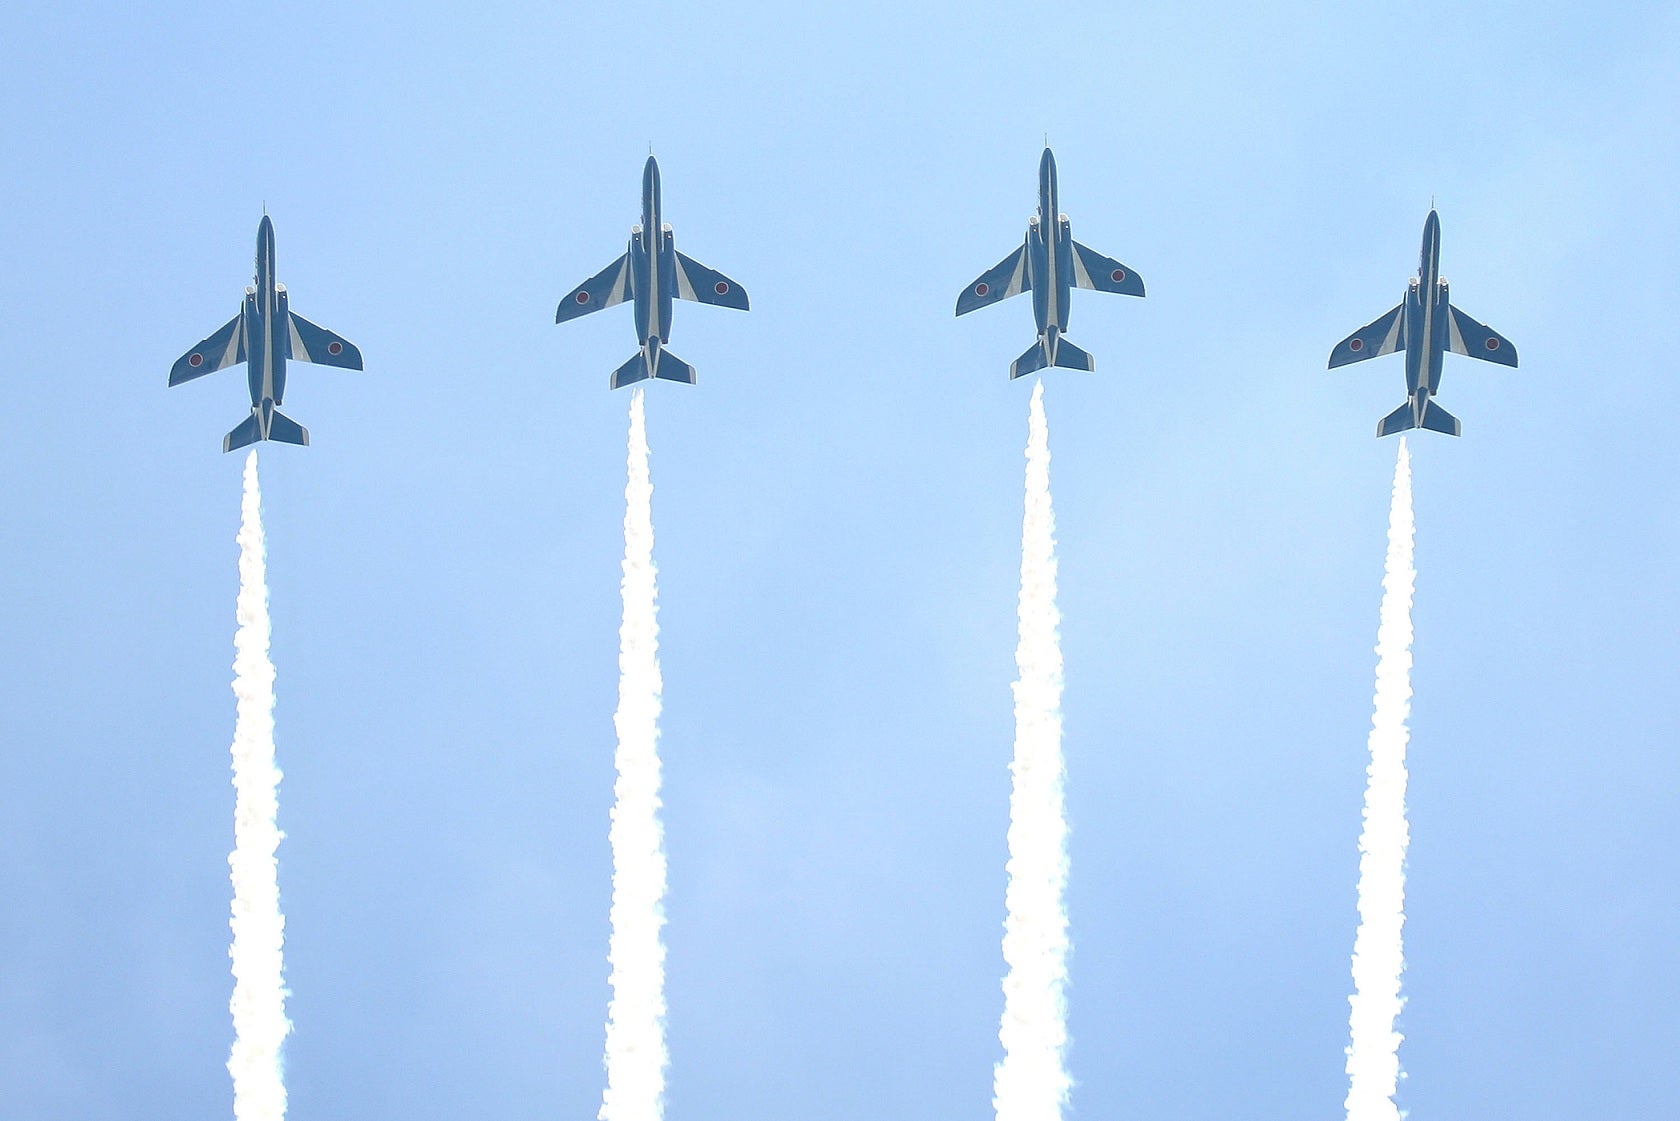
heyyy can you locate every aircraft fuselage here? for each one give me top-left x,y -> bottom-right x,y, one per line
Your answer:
1026,148 -> 1076,349
627,156 -> 677,365
1401,210 -> 1450,422
244,215 -> 289,435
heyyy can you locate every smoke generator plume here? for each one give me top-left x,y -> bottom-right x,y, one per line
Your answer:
1344,438 -> 1416,1121
994,380 -> 1072,1121
599,387 -> 671,1121
227,450 -> 291,1121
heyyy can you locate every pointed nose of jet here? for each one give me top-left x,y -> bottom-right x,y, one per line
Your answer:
643,155 -> 660,199
256,214 -> 275,274
1421,208 -> 1440,266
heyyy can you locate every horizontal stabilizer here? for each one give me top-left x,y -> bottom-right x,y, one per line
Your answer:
1421,399 -> 1460,436
1008,335 -> 1095,379
1010,339 -> 1049,379
609,348 -> 695,389
610,351 -> 651,390
1050,336 -> 1094,372
266,409 -> 310,446
652,348 -> 696,385
1376,398 -> 1460,438
223,414 -> 263,453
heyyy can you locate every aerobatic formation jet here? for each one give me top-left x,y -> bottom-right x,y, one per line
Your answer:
956,147 -> 1145,378
169,215 -> 363,451
1330,209 -> 1517,437
556,155 -> 749,389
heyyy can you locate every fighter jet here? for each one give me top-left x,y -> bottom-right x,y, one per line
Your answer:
556,155 -> 749,389
956,147 -> 1145,378
169,215 -> 362,451
1329,209 -> 1517,437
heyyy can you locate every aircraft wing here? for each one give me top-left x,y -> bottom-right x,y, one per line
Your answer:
1071,241 -> 1145,297
1447,304 -> 1518,367
287,312 -> 364,370
672,251 -> 749,310
556,253 -> 634,323
1328,303 -> 1406,368
168,314 -> 246,386
955,244 -> 1031,316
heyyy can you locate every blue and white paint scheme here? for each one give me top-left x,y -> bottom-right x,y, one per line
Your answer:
556,155 -> 749,389
956,147 -> 1145,379
168,215 -> 363,452
1330,209 -> 1518,437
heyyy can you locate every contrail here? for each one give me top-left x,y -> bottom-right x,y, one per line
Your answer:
1344,438 -> 1415,1121
599,387 -> 670,1121
994,380 -> 1071,1121
226,450 -> 290,1121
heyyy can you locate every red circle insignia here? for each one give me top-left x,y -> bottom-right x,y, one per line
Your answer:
1349,338 -> 1365,352
1111,269 -> 1125,282
327,341 -> 343,356
715,281 -> 729,295
188,352 -> 204,367
974,282 -> 989,296
1485,337 -> 1500,350
576,291 -> 591,304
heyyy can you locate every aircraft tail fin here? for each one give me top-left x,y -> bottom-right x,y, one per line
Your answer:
266,409 -> 310,447
223,414 -> 263,453
610,348 -> 697,390
1009,336 -> 1095,379
1376,399 -> 1460,438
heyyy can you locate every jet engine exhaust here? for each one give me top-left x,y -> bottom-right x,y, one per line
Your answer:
1344,438 -> 1416,1121
226,450 -> 291,1121
599,387 -> 670,1121
994,381 -> 1072,1121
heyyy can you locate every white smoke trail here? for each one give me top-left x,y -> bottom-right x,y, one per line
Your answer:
1344,438 -> 1415,1121
227,450 -> 290,1121
994,380 -> 1071,1121
599,387 -> 670,1121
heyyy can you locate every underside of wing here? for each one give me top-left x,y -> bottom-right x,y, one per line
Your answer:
1071,241 -> 1145,297
287,311 -> 364,370
556,253 -> 634,323
1328,303 -> 1405,368
168,313 -> 245,385
955,244 -> 1030,316
1447,304 -> 1518,367
672,251 -> 749,310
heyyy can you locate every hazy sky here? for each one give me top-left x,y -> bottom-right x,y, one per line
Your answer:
2,2 -> 1677,1119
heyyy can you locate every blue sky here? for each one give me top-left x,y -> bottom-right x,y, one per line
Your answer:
2,1 -> 1678,1118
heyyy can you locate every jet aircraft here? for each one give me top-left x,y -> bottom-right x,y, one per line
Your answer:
169,215 -> 362,451
556,155 -> 749,388
1329,209 -> 1517,437
956,147 -> 1145,378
